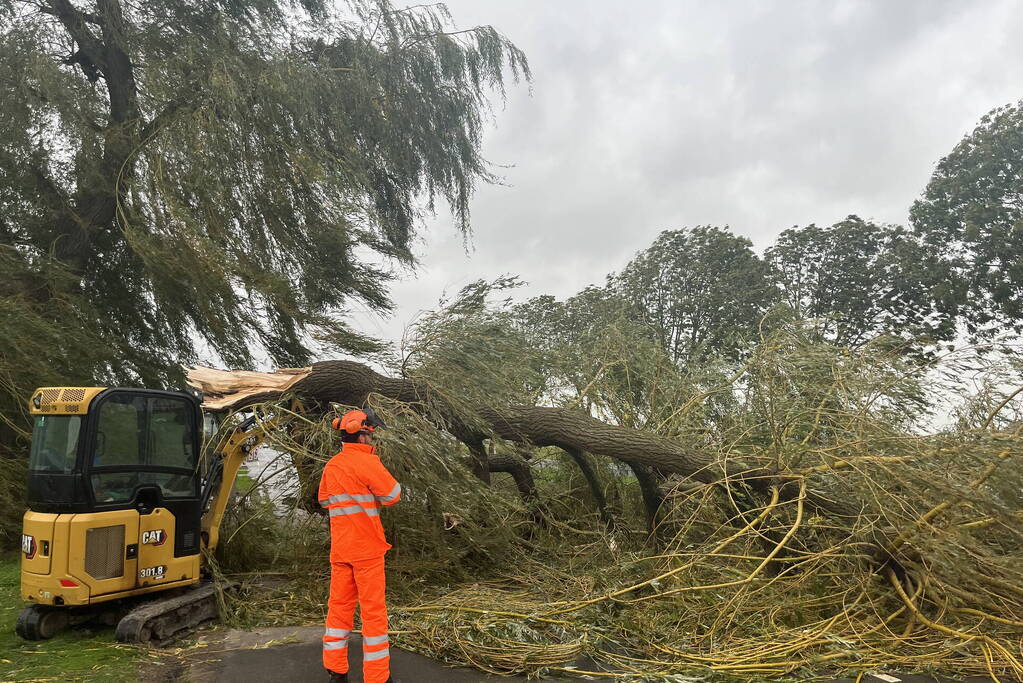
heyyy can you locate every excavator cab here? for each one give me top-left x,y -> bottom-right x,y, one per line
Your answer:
19,387 -> 205,640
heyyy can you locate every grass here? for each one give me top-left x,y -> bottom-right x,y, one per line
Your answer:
0,553 -> 145,683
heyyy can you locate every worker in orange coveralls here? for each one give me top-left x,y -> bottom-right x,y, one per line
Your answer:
319,407 -> 401,683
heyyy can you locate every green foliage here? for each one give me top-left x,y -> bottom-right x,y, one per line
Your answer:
400,277 -> 543,415
202,278 -> 1023,680
516,286 -> 737,437
911,100 -> 1023,337
766,216 -> 947,347
516,286 -> 649,413
214,484 -> 291,574
237,299 -> 1023,679
727,321 -> 932,458
0,458 -> 25,547
0,0 -> 527,540
370,398 -> 528,573
387,297 -> 1022,679
1,0 -> 527,375
222,393 -> 531,567
612,226 -> 778,365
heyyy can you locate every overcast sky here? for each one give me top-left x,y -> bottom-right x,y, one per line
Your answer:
350,0 -> 1023,344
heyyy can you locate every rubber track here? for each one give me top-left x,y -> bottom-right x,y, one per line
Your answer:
115,582 -> 221,646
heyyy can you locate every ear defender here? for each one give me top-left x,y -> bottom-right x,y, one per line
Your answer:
331,410 -> 374,434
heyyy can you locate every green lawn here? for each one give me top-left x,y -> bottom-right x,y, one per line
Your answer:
0,554 -> 144,682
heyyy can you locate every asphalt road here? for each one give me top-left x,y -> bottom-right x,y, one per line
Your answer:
172,625 -> 1001,683
176,626 -> 531,683
217,640 -> 525,682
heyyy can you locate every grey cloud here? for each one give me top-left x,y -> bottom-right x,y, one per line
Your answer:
350,0 -> 1023,343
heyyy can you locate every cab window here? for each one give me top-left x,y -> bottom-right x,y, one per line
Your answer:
149,398 -> 194,469
94,395 -> 144,467
29,416 -> 82,473
91,394 -> 198,502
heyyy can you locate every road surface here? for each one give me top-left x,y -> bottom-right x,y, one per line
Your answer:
164,625 -> 1000,683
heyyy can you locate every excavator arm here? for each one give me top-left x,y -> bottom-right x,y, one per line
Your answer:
200,412 -> 280,554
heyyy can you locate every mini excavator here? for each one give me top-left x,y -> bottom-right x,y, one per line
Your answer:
16,386 -> 276,644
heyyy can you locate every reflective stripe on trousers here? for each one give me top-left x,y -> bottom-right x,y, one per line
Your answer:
323,556 -> 390,683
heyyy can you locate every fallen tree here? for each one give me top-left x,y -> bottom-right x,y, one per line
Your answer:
190,362 -> 860,521
188,357 -> 1023,680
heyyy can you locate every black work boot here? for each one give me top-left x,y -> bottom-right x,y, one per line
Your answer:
327,671 -> 348,683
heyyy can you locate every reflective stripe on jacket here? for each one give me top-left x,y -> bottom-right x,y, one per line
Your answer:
318,441 -> 401,562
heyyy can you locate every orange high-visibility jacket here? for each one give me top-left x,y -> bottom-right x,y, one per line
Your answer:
318,442 -> 401,562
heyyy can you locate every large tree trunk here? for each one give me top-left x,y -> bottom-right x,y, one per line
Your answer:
187,362 -> 865,533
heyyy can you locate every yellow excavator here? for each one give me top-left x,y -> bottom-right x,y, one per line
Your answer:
16,386 -> 274,644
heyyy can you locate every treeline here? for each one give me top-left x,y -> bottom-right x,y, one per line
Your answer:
521,102 -> 1023,370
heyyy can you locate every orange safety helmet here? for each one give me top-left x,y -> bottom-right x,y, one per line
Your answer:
331,407 -> 385,435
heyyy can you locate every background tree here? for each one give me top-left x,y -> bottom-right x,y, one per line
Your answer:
765,216 -> 944,348
513,281 -> 746,534
911,100 -> 1023,338
612,226 -> 777,365
515,286 -> 638,410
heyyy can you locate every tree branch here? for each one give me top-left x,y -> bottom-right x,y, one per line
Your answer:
139,89 -> 202,143
563,447 -> 615,528
46,0 -> 106,75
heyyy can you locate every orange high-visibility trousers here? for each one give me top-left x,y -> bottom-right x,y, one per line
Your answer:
323,555 -> 390,682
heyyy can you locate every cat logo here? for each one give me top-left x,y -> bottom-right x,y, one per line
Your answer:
141,530 -> 166,546
22,534 -> 35,559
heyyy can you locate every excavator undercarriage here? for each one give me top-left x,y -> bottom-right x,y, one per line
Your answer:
17,581 -> 227,645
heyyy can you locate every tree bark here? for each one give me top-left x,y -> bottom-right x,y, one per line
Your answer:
466,441 -> 492,485
488,454 -> 539,505
563,447 -> 615,528
488,453 -> 545,528
628,461 -> 664,535
45,0 -> 142,269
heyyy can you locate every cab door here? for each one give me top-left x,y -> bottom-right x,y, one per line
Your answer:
135,394 -> 203,588
137,507 -> 185,588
